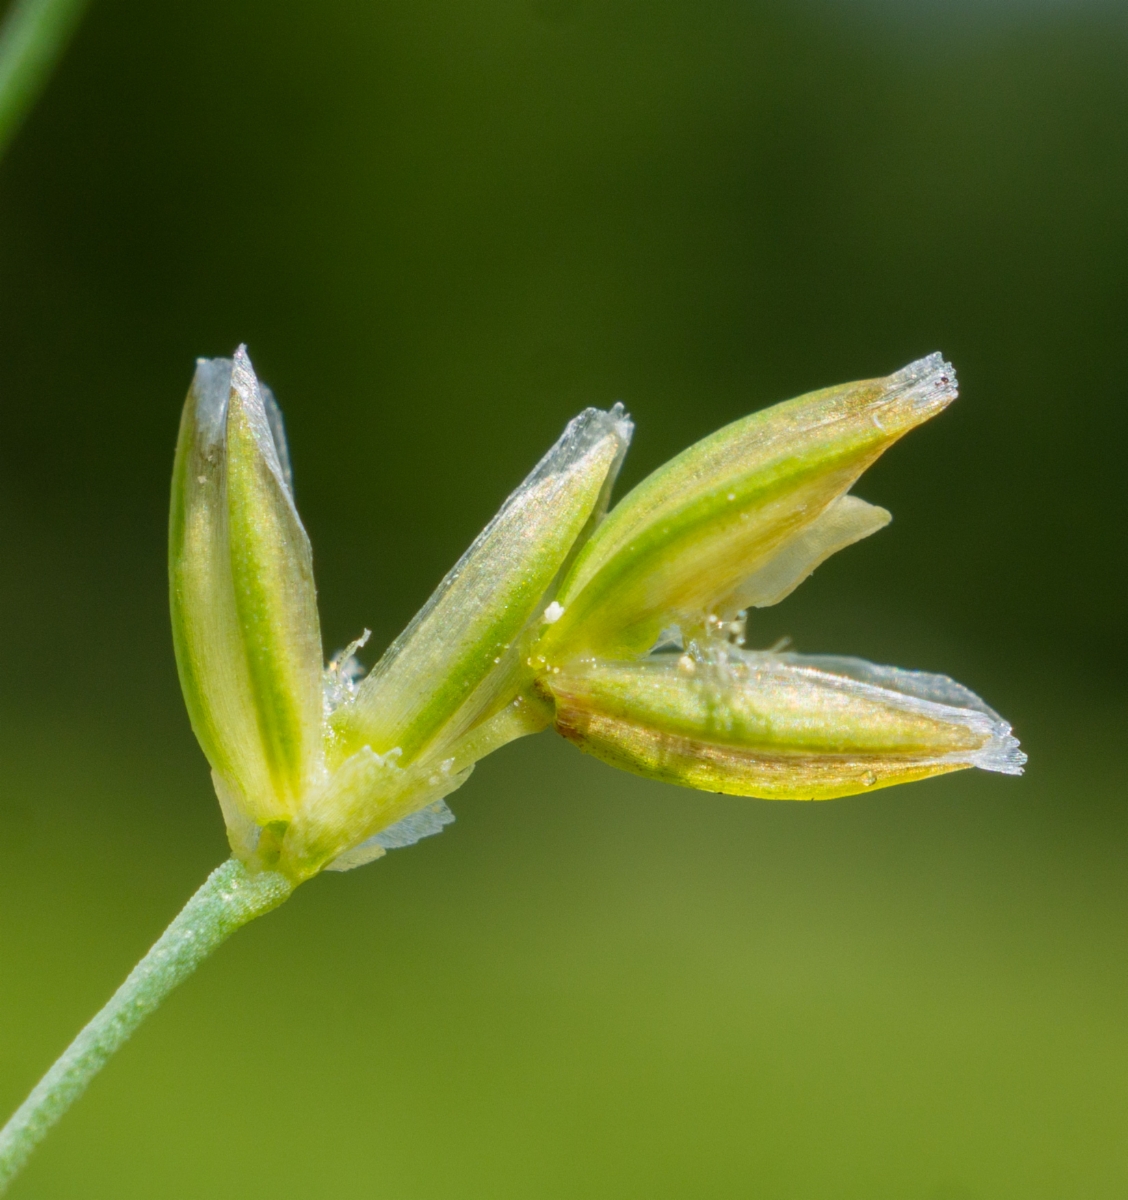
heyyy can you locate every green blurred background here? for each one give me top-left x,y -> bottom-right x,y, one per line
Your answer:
1,0 -> 1126,1195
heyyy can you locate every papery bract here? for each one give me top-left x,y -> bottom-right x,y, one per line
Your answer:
169,347 -> 323,835
536,354 -> 956,661
545,645 -> 1026,800
328,404 -> 632,767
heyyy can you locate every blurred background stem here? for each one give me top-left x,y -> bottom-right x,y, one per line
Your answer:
0,0 -> 87,160
0,859 -> 293,1194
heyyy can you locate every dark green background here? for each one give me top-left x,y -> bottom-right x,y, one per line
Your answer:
1,0 -> 1125,1196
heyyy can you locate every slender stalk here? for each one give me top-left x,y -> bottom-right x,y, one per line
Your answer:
0,0 -> 88,160
0,858 -> 293,1194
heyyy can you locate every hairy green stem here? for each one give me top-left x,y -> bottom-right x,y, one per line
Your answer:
0,0 -> 88,160
0,858 -> 293,1194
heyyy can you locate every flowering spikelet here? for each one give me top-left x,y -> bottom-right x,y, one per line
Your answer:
170,349 -> 1023,880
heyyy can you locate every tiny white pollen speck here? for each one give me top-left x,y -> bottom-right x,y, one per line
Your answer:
543,601 -> 565,624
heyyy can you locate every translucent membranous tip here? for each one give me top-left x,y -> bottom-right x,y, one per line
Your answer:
724,494 -> 891,613
324,800 -> 456,872
525,402 -> 634,497
187,349 -> 295,478
188,357 -> 233,449
883,352 -> 958,416
229,346 -> 299,515
774,653 -> 1026,776
322,630 -> 371,716
259,383 -> 294,496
